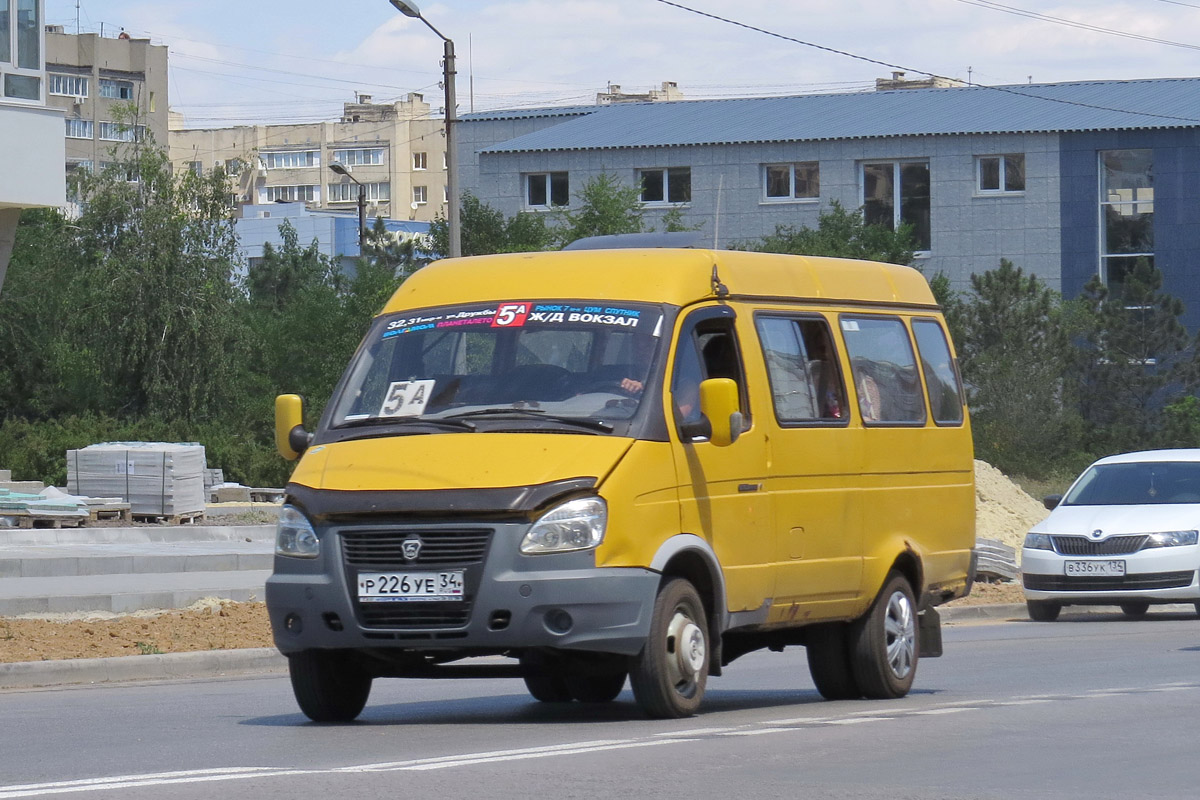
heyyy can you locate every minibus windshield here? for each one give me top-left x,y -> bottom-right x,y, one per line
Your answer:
328,300 -> 665,431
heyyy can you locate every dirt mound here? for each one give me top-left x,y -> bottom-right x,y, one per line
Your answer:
974,459 -> 1049,560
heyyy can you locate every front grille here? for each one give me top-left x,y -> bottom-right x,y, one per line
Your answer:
340,527 -> 493,630
1023,570 -> 1195,592
1052,535 -> 1148,556
342,528 -> 491,569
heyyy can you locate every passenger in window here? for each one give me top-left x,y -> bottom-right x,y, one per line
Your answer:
857,373 -> 882,422
803,332 -> 844,419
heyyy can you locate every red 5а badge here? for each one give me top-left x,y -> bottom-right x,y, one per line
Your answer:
492,302 -> 530,327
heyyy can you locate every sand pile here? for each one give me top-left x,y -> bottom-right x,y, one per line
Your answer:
975,459 -> 1049,561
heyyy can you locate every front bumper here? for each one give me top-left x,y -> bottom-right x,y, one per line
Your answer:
1022,545 -> 1200,604
266,518 -> 659,657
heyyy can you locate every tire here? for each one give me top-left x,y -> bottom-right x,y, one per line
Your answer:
1194,601 -> 1200,619
1027,599 -> 1062,622
565,671 -> 627,703
630,578 -> 709,719
1120,601 -> 1150,618
805,623 -> 861,700
849,572 -> 919,700
519,654 -> 573,703
288,650 -> 372,723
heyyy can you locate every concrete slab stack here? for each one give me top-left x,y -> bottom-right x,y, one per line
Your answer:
66,442 -> 207,518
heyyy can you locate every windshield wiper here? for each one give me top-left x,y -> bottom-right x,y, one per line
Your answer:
335,416 -> 476,432
445,408 -> 613,433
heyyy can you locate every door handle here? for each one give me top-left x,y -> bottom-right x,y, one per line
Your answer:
737,483 -> 763,493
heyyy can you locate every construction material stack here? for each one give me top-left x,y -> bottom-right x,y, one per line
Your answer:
67,442 -> 207,520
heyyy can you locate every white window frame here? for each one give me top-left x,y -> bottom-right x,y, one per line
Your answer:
64,118 -> 93,139
332,147 -> 384,167
261,150 -> 321,170
327,181 -> 390,203
261,184 -> 319,203
524,171 -> 570,209
412,185 -> 428,205
413,151 -> 427,170
762,161 -> 820,203
98,78 -> 134,100
859,159 -> 931,253
48,72 -> 87,98
638,167 -> 691,205
1,0 -> 46,103
98,121 -> 145,142
975,154 -> 1025,195
1098,149 -> 1154,291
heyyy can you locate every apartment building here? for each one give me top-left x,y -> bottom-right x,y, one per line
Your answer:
1,0 -> 66,293
44,28 -> 168,177
169,94 -> 447,224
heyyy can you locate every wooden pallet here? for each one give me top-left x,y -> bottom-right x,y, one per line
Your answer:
88,503 -> 132,523
10,513 -> 89,529
130,510 -> 206,525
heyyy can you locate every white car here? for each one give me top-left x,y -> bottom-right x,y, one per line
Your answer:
1022,449 -> 1200,622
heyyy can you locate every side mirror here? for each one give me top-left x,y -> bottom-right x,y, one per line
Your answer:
275,394 -> 310,461
698,377 -> 742,447
1043,494 -> 1062,510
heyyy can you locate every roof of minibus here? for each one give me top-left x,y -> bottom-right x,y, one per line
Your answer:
380,248 -> 937,314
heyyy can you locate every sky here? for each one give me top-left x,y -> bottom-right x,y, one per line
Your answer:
44,0 -> 1200,128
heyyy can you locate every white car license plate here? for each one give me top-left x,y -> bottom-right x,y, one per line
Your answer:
358,571 -> 465,602
1065,560 -> 1126,577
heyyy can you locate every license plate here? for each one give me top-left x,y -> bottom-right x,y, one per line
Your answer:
357,571 -> 465,602
1065,560 -> 1126,577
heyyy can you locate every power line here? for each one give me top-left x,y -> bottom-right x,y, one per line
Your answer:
653,0 -> 1200,124
951,0 -> 1200,52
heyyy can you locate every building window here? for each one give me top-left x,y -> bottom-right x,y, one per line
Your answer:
98,121 -> 145,142
224,158 -> 242,176
1100,149 -> 1154,298
262,150 -> 321,170
187,161 -> 203,176
0,2 -> 9,64
332,147 -> 384,166
2,1 -> 45,101
66,159 -> 93,173
64,118 -> 93,139
263,185 -> 319,203
639,167 -> 691,204
49,73 -> 88,97
525,172 -> 569,208
99,78 -> 134,100
861,160 -> 931,251
977,154 -> 1025,193
763,162 -> 819,201
413,185 -> 428,205
328,182 -> 390,203
413,151 -> 427,170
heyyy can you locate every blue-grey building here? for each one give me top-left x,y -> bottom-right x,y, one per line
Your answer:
458,78 -> 1200,326
236,202 -> 430,276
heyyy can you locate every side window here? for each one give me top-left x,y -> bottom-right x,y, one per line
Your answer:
911,319 -> 964,425
671,316 -> 749,428
756,315 -> 846,422
840,316 -> 926,425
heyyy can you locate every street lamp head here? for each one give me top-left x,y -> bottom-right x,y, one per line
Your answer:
389,0 -> 422,18
329,162 -> 349,177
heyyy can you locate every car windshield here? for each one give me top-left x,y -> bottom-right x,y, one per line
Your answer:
327,300 -> 666,431
1062,461 -> 1200,506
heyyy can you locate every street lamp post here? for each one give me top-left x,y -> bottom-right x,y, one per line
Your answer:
329,162 -> 367,254
388,0 -> 460,258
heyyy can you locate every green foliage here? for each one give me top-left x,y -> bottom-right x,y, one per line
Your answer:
1161,395 -> 1200,448
738,200 -> 917,265
428,193 -> 554,257
557,173 -> 645,246
1076,259 -> 1200,452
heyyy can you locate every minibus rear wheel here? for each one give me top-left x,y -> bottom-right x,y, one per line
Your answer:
805,623 -> 862,700
288,650 -> 372,723
630,578 -> 709,718
849,572 -> 918,700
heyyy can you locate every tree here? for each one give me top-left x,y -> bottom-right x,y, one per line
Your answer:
956,259 -> 1084,476
557,173 -> 644,246
246,219 -> 337,310
429,193 -> 554,257
740,200 -> 917,265
1076,259 -> 1200,453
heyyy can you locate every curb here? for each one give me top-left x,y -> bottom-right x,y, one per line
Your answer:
0,648 -> 286,691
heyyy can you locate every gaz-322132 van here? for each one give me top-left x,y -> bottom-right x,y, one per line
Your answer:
268,246 -> 976,720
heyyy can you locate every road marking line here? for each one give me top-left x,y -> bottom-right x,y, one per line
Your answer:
822,717 -> 892,724
909,707 -> 973,715
720,728 -> 793,736
993,699 -> 1053,706
393,739 -> 697,771
654,727 -> 736,736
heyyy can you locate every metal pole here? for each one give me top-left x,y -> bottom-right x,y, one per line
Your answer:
357,183 -> 366,253
443,38 -> 461,258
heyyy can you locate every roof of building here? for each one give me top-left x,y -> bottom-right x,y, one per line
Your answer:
477,77 -> 1200,153
459,104 -> 599,123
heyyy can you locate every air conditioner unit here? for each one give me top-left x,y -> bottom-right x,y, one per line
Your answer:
72,95 -> 85,106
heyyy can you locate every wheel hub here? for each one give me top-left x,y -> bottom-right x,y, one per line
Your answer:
883,590 -> 916,679
665,610 -> 705,690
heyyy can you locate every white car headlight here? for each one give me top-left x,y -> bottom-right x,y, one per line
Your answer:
521,496 -> 607,555
276,504 -> 319,558
1024,532 -> 1054,551
1143,530 -> 1199,548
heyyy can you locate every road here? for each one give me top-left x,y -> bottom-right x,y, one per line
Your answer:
2,611 -> 1200,799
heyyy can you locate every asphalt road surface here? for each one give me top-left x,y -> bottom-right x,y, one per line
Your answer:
3,611 -> 1200,800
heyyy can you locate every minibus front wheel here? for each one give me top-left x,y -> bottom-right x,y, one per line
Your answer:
288,650 -> 373,723
629,578 -> 709,718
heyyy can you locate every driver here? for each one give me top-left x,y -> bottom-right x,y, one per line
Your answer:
618,334 -> 658,395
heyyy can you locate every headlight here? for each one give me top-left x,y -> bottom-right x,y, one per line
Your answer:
1143,530 -> 1199,548
276,504 -> 319,558
1024,532 -> 1054,551
521,496 -> 607,554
